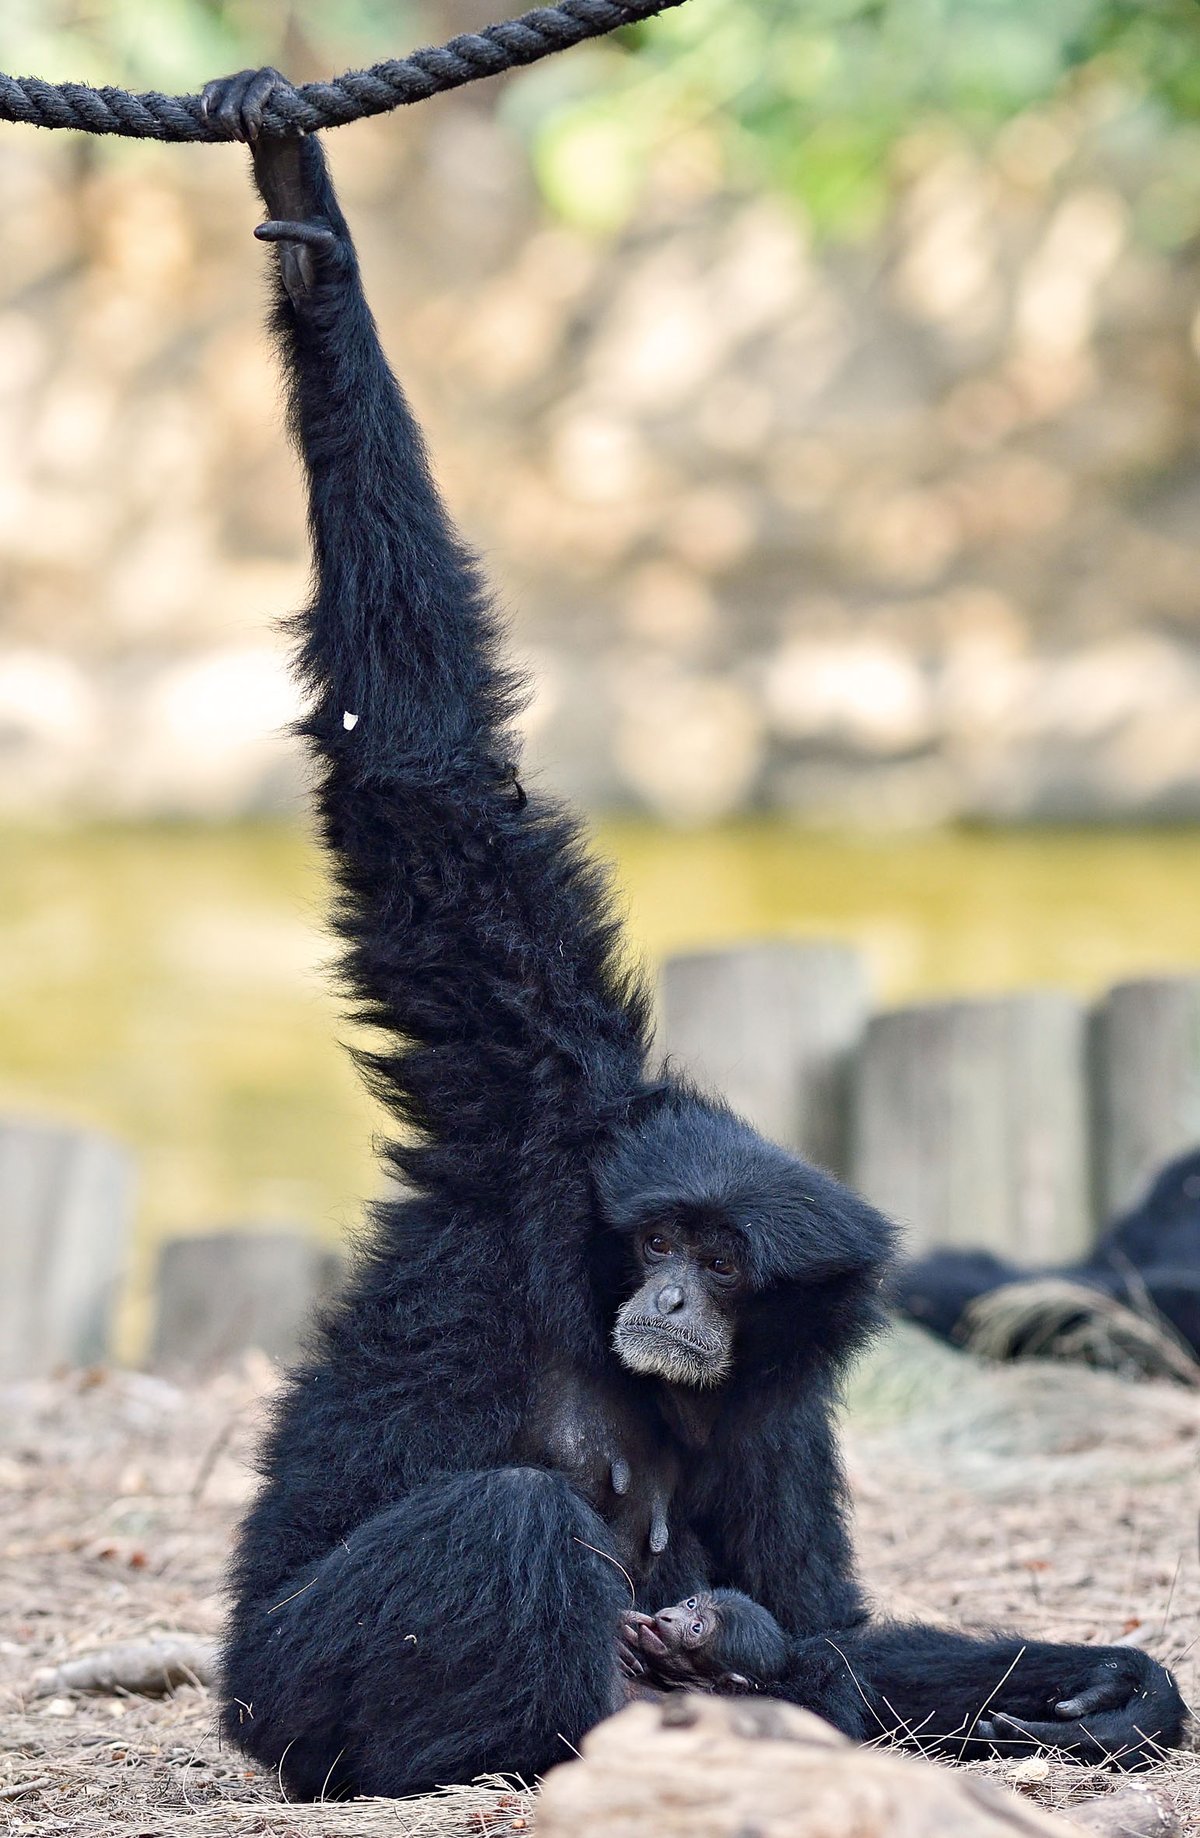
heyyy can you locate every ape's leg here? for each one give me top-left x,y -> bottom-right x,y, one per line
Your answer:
222,1468 -> 629,1799
840,1625 -> 1185,1769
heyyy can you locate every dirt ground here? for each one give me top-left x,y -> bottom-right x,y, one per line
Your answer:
1,1327 -> 1197,1837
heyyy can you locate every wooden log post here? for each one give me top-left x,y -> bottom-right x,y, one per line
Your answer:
151,1229 -> 342,1371
0,1120 -> 134,1379
659,943 -> 869,1174
1090,976 -> 1200,1219
851,993 -> 1091,1261
537,1692 -> 1118,1838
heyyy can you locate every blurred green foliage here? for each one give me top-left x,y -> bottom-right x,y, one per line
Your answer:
511,0 -> 1200,233
0,0 -> 408,92
3,1 -> 1200,234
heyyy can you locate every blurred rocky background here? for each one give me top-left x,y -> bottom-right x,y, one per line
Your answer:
4,0 -> 1200,827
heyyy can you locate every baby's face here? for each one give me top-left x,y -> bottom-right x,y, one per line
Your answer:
622,1594 -> 723,1675
621,1590 -> 787,1691
646,1595 -> 723,1671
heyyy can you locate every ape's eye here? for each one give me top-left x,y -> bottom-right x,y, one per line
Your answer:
645,1234 -> 671,1257
709,1257 -> 737,1279
684,1597 -> 697,1610
691,1621 -> 704,1636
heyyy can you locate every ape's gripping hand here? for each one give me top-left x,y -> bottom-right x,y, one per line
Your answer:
203,71 -> 349,303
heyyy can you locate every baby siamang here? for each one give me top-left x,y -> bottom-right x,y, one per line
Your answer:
897,1148 -> 1200,1360
622,1590 -> 790,1691
207,69 -> 1186,1801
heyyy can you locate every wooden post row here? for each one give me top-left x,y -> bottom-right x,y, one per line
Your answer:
850,994 -> 1091,1262
0,1120 -> 134,1380
151,1230 -> 343,1372
1089,976 -> 1200,1220
4,968 -> 1199,1376
659,942 -> 870,1177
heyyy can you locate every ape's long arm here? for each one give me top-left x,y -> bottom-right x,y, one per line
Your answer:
244,117 -> 650,1203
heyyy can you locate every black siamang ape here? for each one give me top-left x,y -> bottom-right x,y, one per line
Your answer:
622,1589 -> 790,1691
897,1148 -> 1200,1359
207,70 -> 1186,1800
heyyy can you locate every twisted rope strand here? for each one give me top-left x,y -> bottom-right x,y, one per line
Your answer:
0,0 -> 686,139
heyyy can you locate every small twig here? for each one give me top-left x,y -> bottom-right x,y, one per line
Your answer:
823,1641 -> 900,1743
318,1746 -> 347,1803
32,1637 -> 217,1699
0,1778 -> 51,1802
572,1536 -> 636,1605
955,1643 -> 1026,1764
277,1735 -> 297,1806
1159,1551 -> 1183,1637
267,1573 -> 319,1615
189,1410 -> 239,1505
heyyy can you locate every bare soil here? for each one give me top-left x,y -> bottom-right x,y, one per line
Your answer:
1,1329 -> 1196,1836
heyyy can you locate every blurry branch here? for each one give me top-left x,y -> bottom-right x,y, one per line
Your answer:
32,1637 -> 217,1698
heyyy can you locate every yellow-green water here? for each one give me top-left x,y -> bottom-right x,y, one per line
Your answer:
4,820 -> 1200,1299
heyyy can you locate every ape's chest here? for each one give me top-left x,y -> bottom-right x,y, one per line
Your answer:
516,1363 -> 678,1570
515,1360 -> 726,1584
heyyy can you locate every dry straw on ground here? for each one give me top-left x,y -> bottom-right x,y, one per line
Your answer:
1,1327 -> 1196,1836
963,1279 -> 1200,1387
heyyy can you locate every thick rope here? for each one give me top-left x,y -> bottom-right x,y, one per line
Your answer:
0,0 -> 686,139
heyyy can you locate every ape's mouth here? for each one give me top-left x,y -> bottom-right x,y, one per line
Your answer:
612,1316 -> 731,1388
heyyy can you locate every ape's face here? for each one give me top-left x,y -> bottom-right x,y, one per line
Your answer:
637,1595 -> 721,1669
625,1589 -> 790,1684
612,1216 -> 744,1387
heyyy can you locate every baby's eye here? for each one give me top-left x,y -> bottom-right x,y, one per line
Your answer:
684,1597 -> 697,1610
691,1621 -> 704,1636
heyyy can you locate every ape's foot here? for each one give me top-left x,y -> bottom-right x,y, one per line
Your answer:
973,1648 -> 1186,1769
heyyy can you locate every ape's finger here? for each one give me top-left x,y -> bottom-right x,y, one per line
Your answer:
1055,1681 -> 1121,1719
240,67 -> 288,142
984,1711 -> 1091,1750
649,1504 -> 669,1555
610,1457 -> 631,1496
209,71 -> 256,141
256,221 -> 337,249
199,80 -> 226,129
976,1711 -> 1038,1745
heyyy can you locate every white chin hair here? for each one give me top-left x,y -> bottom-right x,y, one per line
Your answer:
614,1327 -> 729,1389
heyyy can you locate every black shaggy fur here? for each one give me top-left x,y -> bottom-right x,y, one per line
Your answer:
896,1148 -> 1200,1359
212,76 -> 1186,1801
